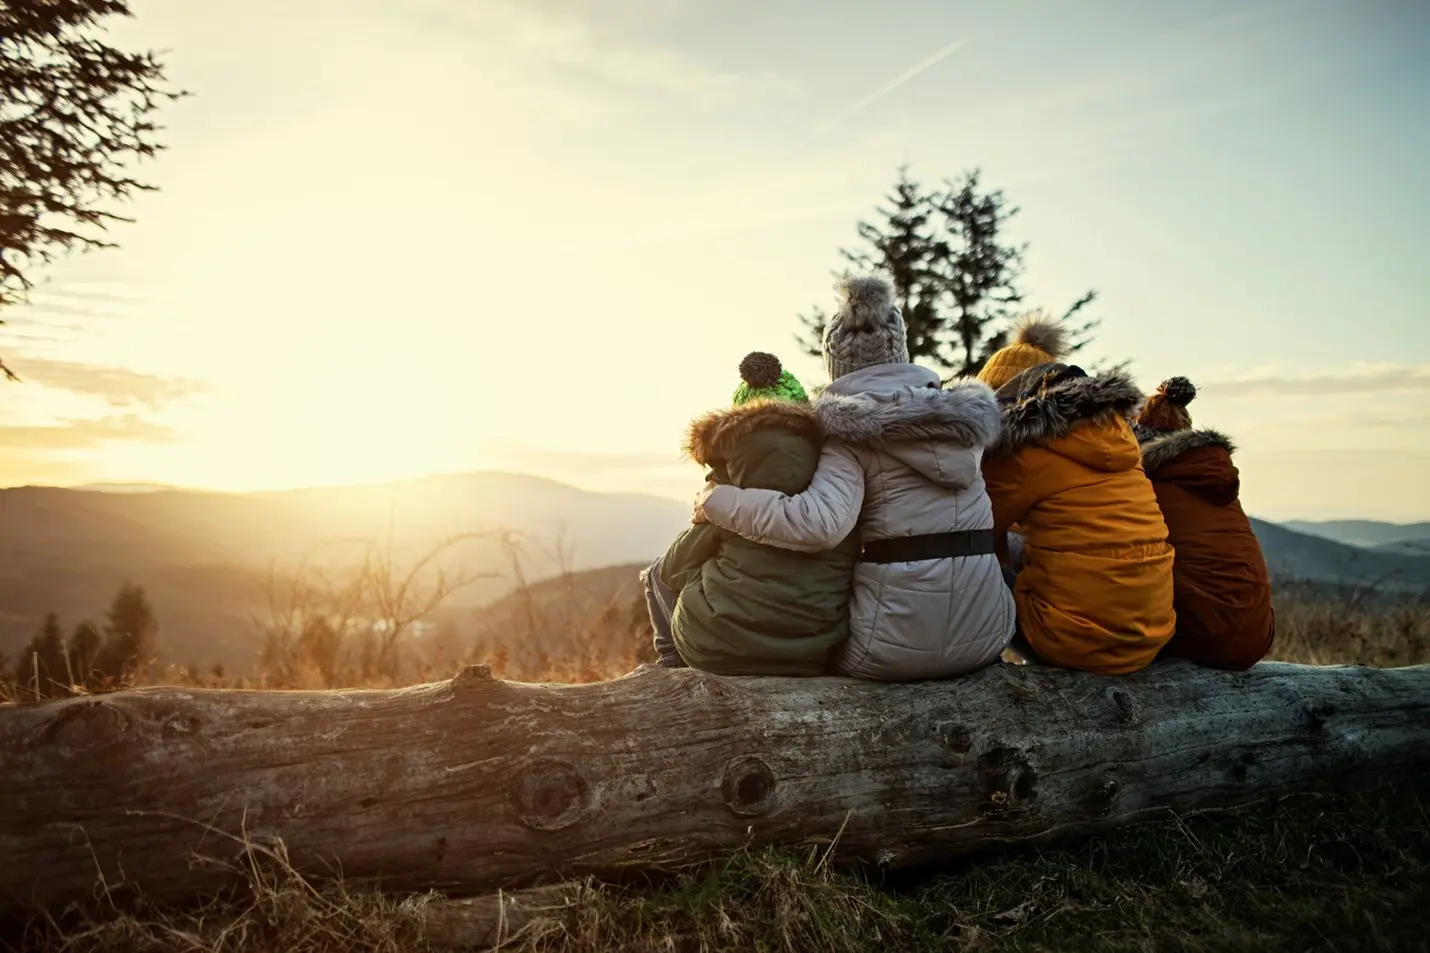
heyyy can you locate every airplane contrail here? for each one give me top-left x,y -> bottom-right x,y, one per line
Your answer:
805,37 -> 969,141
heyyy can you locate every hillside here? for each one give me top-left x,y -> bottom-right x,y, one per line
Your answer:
0,474 -> 690,669
1283,518 -> 1430,549
1375,539 -> 1430,556
464,562 -> 654,679
6,470 -> 1428,674
1249,518 -> 1430,591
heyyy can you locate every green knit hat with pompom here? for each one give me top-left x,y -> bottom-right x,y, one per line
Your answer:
732,352 -> 808,406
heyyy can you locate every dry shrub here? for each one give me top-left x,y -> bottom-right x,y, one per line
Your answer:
6,840 -> 435,953
7,572 -> 1427,703
1269,579 -> 1430,667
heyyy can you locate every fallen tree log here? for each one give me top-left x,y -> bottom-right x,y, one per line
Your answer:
3,660 -> 1429,914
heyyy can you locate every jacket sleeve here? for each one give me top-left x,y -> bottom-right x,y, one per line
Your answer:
982,451 -> 1038,537
659,522 -> 724,591
701,442 -> 864,553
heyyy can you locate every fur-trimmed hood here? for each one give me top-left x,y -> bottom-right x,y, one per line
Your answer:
814,367 -> 1002,448
995,367 -> 1144,453
1139,428 -> 1236,476
685,400 -> 822,466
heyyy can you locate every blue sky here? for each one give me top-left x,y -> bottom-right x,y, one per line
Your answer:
1,0 -> 1426,520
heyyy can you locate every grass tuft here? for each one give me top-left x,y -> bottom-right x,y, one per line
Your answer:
7,778 -> 1428,953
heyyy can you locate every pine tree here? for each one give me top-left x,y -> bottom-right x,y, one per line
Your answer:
798,165 -> 1103,378
933,170 -> 1026,376
97,583 -> 157,683
0,0 -> 183,381
67,620 -> 102,688
799,166 -> 945,363
22,613 -> 69,698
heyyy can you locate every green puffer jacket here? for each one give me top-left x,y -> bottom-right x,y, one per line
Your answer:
661,400 -> 859,676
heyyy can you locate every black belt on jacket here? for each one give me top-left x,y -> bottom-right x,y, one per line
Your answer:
859,529 -> 997,564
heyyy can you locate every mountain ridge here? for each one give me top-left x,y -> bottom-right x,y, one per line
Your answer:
1282,519 -> 1430,550
4,470 -> 1426,672
0,471 -> 692,668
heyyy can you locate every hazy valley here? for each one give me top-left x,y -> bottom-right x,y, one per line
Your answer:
3,472 -> 1427,673
0,473 -> 690,670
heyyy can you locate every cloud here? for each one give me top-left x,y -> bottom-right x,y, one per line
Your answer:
404,0 -> 796,107
0,414 -> 176,450
11,302 -> 118,321
481,441 -> 687,476
6,282 -> 145,324
1200,364 -> 1430,398
32,287 -> 137,305
941,0 -> 1331,149
1239,410 -> 1430,434
806,38 -> 968,141
5,357 -> 210,408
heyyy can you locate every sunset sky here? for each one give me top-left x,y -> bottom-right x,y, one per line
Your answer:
1,0 -> 1427,521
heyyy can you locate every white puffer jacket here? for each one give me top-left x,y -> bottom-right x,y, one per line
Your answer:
702,363 -> 1016,680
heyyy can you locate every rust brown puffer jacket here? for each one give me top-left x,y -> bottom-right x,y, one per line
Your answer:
1138,428 -> 1275,670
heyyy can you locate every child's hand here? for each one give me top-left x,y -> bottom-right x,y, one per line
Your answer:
692,482 -> 715,524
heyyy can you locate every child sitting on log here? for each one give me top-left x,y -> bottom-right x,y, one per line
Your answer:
693,277 -> 1016,681
976,317 -> 1176,674
640,353 -> 859,675
1133,378 -> 1276,670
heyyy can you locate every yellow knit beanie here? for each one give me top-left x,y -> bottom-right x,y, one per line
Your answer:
976,312 -> 1070,391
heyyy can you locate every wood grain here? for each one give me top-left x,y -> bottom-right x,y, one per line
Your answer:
3,659 -> 1427,913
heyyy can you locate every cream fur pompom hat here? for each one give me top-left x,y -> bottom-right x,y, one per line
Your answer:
822,276 -> 910,381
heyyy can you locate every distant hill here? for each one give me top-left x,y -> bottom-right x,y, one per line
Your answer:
1251,519 -> 1430,591
0,473 -> 690,669
1282,519 -> 1430,550
7,471 -> 1425,673
464,562 -> 654,679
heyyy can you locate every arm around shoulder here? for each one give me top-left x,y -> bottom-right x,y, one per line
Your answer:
701,442 -> 864,553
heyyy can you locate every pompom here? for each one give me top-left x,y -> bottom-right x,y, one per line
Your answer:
1159,376 -> 1197,407
833,276 -> 895,331
1011,311 -> 1069,359
739,351 -> 783,390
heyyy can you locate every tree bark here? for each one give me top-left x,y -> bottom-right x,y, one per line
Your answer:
2,660 -> 1428,914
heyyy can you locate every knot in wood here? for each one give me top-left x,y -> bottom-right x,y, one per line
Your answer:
39,698 -> 132,752
937,722 -> 972,752
1108,689 -> 1137,725
510,759 -> 590,831
1301,700 -> 1337,731
935,721 -> 973,765
160,712 -> 204,739
720,755 -> 776,817
454,664 -> 494,684
976,746 -> 1038,809
1096,777 -> 1120,814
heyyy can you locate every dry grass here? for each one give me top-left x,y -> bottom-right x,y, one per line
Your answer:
4,577 -> 1429,950
6,778 -> 1428,952
1269,579 -> 1430,667
5,573 -> 1426,705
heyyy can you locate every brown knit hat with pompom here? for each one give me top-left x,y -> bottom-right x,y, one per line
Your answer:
1136,377 -> 1196,435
